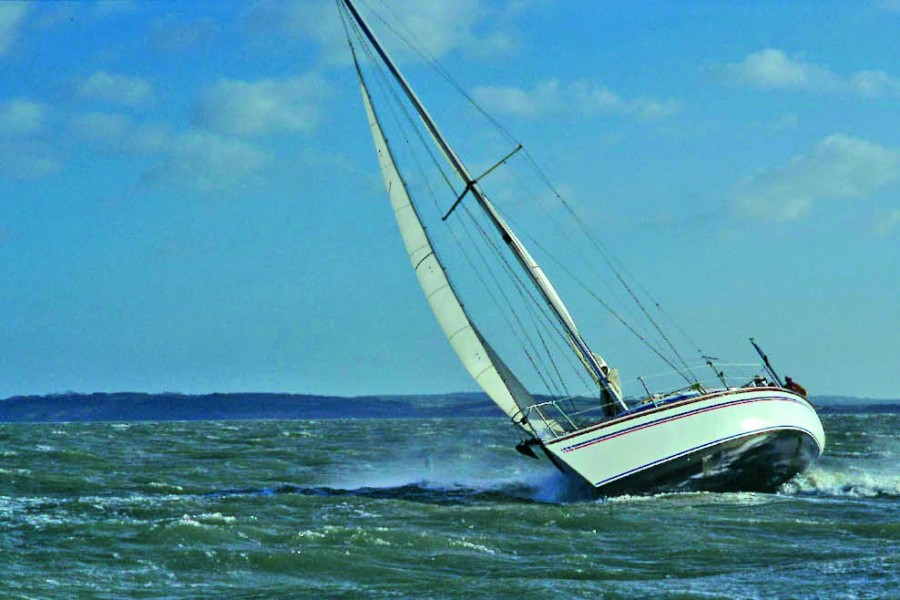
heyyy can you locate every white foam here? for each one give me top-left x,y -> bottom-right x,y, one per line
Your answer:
781,465 -> 900,497
174,512 -> 236,527
326,452 -> 562,499
177,514 -> 203,527
196,511 -> 237,524
296,529 -> 327,539
450,538 -> 498,555
147,481 -> 184,491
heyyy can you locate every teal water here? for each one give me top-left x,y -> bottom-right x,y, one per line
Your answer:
1,413 -> 897,599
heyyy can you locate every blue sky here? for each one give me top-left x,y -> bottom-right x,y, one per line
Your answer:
1,1 -> 898,400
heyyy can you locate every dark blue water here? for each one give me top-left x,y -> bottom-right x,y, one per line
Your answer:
1,413 -> 896,598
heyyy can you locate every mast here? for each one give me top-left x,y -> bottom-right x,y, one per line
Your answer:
340,0 -> 627,413
351,44 -> 558,439
750,338 -> 784,387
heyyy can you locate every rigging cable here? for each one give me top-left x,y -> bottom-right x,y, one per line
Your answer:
461,204 -> 577,398
358,2 -> 701,382
346,0 -> 704,395
510,222 -> 695,384
498,156 -> 682,369
456,205 -> 568,397
463,205 -> 597,393
518,147 -> 699,382
345,9 -> 570,398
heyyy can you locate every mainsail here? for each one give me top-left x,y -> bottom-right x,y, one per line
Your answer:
355,63 -> 558,438
340,0 -> 628,416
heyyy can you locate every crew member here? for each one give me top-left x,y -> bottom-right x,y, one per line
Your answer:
784,375 -> 808,398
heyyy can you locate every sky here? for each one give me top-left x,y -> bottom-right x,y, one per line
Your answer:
1,0 -> 898,400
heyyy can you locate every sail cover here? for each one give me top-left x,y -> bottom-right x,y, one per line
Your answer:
356,72 -> 551,438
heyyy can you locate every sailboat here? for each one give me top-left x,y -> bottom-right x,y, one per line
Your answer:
337,0 -> 825,495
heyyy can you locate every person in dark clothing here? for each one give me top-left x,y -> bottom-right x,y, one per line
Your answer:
784,375 -> 808,398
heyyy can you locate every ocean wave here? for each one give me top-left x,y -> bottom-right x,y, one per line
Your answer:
780,465 -> 899,498
206,468 -> 900,506
603,490 -> 780,506
205,482 -> 531,504
449,538 -> 498,555
202,468 -> 599,506
173,512 -> 237,527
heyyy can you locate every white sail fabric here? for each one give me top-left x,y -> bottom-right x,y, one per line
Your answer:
417,121 -> 580,336
340,0 -> 623,411
417,111 -> 619,407
358,77 -> 550,437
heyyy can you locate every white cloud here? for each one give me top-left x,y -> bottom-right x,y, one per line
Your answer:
734,135 -> 900,222
471,79 -> 679,120
723,49 -> 900,98
873,208 -> 900,236
70,111 -> 132,142
77,71 -> 153,106
724,49 -> 837,90
247,0 -> 517,64
470,81 -> 547,118
0,141 -> 60,179
0,98 -> 56,179
850,70 -> 900,98
246,0 -> 340,59
0,98 -> 48,136
68,111 -> 271,192
0,3 -> 30,56
143,130 -> 272,192
194,75 -> 330,137
379,0 -> 515,60
69,112 -> 168,154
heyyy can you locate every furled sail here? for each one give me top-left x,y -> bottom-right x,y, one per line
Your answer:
356,69 -> 554,438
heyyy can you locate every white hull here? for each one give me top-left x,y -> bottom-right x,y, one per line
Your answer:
340,1 -> 825,496
543,387 -> 825,494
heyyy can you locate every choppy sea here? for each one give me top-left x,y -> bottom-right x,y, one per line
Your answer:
1,412 -> 896,599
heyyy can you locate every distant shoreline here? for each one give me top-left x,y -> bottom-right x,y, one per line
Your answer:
0,392 -> 896,424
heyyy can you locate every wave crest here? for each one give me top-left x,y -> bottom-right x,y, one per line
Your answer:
781,465 -> 899,498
